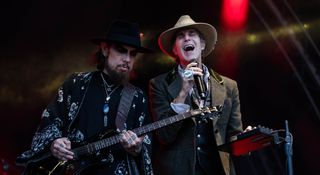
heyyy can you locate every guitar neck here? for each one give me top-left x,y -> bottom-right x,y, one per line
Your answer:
73,107 -> 219,157
132,110 -> 200,136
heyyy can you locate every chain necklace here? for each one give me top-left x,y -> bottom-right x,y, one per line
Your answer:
101,73 -> 120,127
101,73 -> 114,89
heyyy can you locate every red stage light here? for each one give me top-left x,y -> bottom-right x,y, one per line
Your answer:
221,0 -> 249,31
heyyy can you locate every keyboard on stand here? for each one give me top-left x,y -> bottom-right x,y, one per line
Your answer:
217,126 -> 280,156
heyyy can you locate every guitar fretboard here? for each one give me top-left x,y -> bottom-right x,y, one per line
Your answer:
132,111 -> 194,136
72,107 -> 220,157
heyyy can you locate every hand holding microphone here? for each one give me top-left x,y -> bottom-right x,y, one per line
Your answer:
182,60 -> 206,100
190,60 -> 206,100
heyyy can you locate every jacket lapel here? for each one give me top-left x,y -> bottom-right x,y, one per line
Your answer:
209,70 -> 225,108
166,67 -> 182,99
210,77 -> 226,107
168,75 -> 182,99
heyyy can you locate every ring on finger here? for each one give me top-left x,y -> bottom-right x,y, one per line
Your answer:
182,69 -> 193,79
128,138 -> 133,144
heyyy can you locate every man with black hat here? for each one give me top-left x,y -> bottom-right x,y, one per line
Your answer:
149,15 -> 244,175
16,20 -> 153,175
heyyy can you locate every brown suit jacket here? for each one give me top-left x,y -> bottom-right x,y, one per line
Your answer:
149,66 -> 243,175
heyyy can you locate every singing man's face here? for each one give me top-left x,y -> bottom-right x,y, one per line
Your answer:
172,28 -> 206,67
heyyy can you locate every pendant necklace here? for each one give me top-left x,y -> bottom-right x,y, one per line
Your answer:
101,73 -> 119,127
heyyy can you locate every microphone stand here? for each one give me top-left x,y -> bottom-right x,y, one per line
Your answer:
284,120 -> 293,175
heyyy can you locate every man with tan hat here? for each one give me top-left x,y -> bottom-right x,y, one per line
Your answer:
149,15 -> 243,175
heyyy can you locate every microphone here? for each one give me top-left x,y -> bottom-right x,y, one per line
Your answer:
191,60 -> 206,100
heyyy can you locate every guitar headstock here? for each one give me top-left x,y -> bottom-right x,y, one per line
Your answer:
190,105 -> 223,119
203,105 -> 223,116
206,105 -> 223,113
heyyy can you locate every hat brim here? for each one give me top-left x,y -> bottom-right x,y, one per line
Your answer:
158,23 -> 217,58
91,38 -> 153,53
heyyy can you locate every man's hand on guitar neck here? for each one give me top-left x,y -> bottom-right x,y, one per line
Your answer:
50,137 -> 74,161
120,130 -> 144,156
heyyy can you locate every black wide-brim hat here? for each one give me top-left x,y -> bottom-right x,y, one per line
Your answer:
91,20 -> 152,53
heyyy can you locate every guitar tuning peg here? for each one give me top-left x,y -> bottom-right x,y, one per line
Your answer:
96,151 -> 101,156
217,105 -> 223,111
204,107 -> 211,113
203,118 -> 208,123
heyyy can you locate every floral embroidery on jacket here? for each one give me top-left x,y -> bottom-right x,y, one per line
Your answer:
41,109 -> 50,118
68,102 -> 78,121
57,87 -> 63,102
16,72 -> 153,175
31,118 -> 62,152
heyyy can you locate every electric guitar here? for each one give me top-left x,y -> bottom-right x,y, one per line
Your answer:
21,106 -> 222,175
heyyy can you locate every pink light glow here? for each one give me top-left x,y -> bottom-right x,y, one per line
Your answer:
221,0 -> 249,31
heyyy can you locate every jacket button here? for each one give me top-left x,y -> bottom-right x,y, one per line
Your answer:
214,129 -> 219,133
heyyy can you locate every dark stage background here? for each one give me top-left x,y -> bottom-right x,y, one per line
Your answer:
1,0 -> 320,174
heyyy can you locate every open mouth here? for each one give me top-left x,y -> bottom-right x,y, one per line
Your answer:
184,44 -> 195,51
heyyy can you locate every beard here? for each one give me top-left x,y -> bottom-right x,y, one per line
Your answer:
104,62 -> 130,85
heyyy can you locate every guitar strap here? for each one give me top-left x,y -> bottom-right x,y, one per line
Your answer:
116,83 -> 136,131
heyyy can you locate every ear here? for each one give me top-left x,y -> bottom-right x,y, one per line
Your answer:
200,39 -> 206,51
172,46 -> 178,55
100,42 -> 109,57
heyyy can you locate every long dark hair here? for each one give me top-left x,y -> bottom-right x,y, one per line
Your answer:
94,49 -> 106,71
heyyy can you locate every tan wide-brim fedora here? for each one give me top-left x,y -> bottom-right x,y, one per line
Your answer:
158,15 -> 218,58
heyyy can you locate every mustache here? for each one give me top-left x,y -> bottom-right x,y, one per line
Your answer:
118,63 -> 130,69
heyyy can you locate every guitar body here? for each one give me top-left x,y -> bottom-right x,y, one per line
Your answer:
22,130 -> 117,175
23,156 -> 100,175
20,107 -> 221,175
